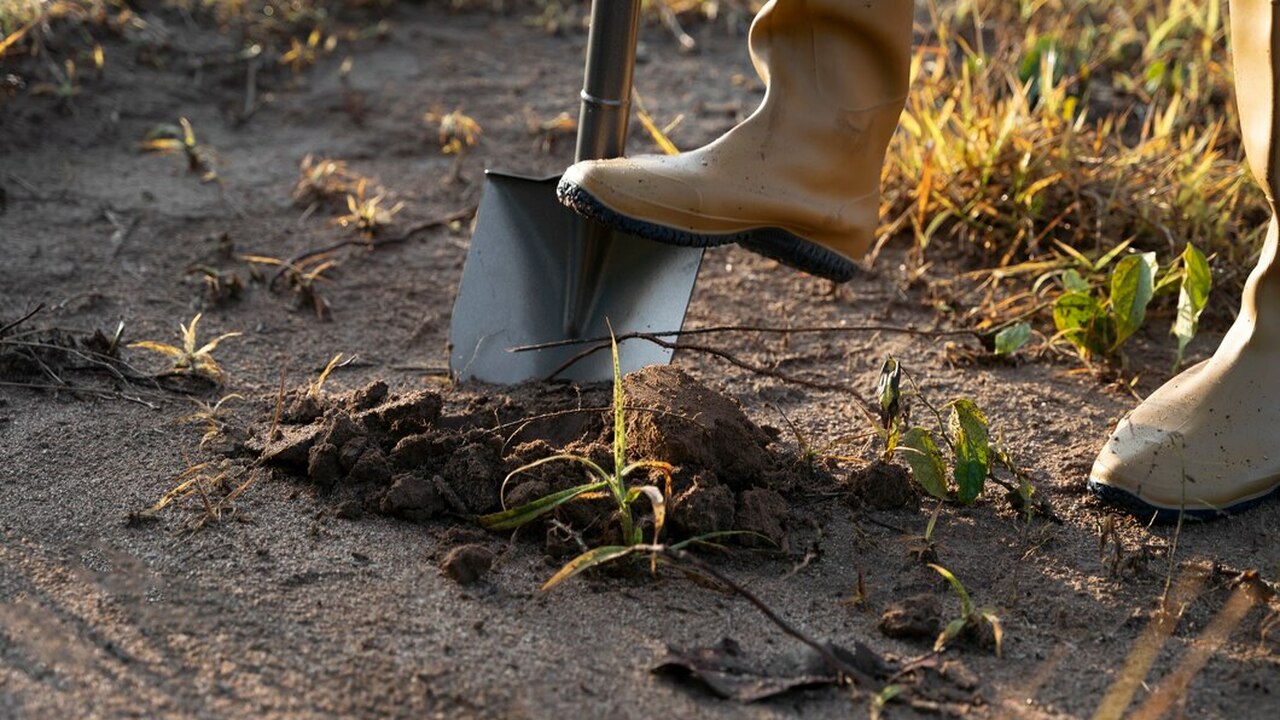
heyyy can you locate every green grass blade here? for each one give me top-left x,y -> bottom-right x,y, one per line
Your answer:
541,545 -> 639,591
928,563 -> 975,616
478,479 -> 608,531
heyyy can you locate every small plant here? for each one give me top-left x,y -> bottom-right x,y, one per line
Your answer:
129,313 -> 240,383
140,117 -> 217,182
29,58 -> 80,105
181,393 -> 244,449
291,154 -> 366,208
905,501 -> 943,565
1050,244 -> 1211,367
478,330 -> 677,589
425,107 -> 482,156
331,179 -> 403,238
307,352 -> 344,398
871,356 -> 1050,515
279,27 -> 330,75
136,459 -> 256,533
242,254 -> 338,318
929,563 -> 1004,657
186,265 -> 244,306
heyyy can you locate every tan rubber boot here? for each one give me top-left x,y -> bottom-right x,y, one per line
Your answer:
1090,0 -> 1280,519
556,0 -> 913,282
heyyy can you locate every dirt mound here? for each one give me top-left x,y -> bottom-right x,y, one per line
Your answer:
249,368 -> 803,551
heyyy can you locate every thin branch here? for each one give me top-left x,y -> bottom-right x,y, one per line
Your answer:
512,323 -> 979,354
0,380 -> 161,409
270,204 -> 477,287
0,304 -> 44,337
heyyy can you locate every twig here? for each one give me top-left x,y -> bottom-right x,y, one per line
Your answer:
512,323 -> 978,354
270,204 -> 477,287
662,548 -> 878,688
0,304 -> 44,337
544,334 -> 849,391
0,380 -> 161,409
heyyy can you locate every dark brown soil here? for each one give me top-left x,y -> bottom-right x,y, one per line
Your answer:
3,4 -> 1279,719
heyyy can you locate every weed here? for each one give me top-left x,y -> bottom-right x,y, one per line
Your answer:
929,563 -> 1004,657
307,352 -> 343,398
279,27 -> 330,75
242,253 -> 337,318
136,459 -> 257,534
186,265 -> 244,306
129,313 -> 240,383
479,329 -> 679,589
28,57 -> 80,105
425,107 -> 482,156
331,179 -> 403,238
181,393 -> 244,449
291,154 -> 366,209
905,501 -> 943,565
140,117 -> 217,182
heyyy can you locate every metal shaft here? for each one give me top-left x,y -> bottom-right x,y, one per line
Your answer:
564,0 -> 642,337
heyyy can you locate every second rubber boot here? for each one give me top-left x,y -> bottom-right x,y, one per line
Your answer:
1089,0 -> 1280,519
556,0 -> 913,283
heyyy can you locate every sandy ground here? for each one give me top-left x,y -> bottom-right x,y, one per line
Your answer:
2,4 -> 1279,718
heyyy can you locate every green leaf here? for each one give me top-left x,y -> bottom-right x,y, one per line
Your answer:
608,323 -> 628,508
1061,269 -> 1090,293
928,563 -> 975,617
897,427 -> 950,500
1053,291 -> 1114,357
1109,252 -> 1157,348
542,545 -> 640,591
1172,243 -> 1211,369
947,400 -> 990,504
478,479 -> 609,531
993,322 -> 1032,355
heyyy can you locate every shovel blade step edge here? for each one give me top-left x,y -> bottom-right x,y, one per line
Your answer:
448,171 -> 703,384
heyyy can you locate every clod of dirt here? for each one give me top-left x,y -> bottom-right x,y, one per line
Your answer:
308,443 -> 343,491
624,367 -> 780,490
736,488 -> 788,547
441,544 -> 495,585
441,442 -> 503,514
878,593 -> 943,640
848,461 -> 919,510
505,480 -> 550,509
381,474 -> 447,522
669,475 -> 736,538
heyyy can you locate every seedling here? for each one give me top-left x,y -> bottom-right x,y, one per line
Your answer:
279,28 -> 325,75
307,352 -> 344,398
186,265 -> 243,306
1050,244 -> 1212,367
479,329 -> 678,589
905,501 -> 943,565
140,117 -> 217,182
291,154 -> 366,208
129,313 -> 240,383
331,179 -> 403,238
870,356 -> 1052,517
181,393 -> 244,449
29,58 -> 80,105
242,254 -> 338,318
136,459 -> 256,534
425,107 -> 482,156
929,563 -> 1004,657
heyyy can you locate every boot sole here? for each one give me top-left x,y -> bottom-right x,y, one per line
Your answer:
1087,478 -> 1280,523
557,180 -> 859,283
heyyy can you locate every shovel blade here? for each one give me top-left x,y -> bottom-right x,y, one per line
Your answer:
449,171 -> 703,384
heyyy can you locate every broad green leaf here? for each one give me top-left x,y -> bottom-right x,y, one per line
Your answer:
897,427 -> 949,500
1172,243 -> 1211,369
876,356 -> 902,428
1109,252 -> 1157,348
478,479 -> 609,530
947,400 -> 990,504
542,545 -> 640,591
993,322 -> 1032,355
1053,291 -> 1114,357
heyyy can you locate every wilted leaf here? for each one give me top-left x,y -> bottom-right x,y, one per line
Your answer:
542,544 -> 640,590
877,357 -> 902,429
1173,243 -> 1211,369
898,427 -> 949,500
993,322 -> 1032,355
1109,252 -> 1157,348
947,400 -> 990,504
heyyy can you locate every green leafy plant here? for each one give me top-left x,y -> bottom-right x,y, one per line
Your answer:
129,313 -> 240,383
929,563 -> 1004,657
140,117 -> 217,182
871,357 -> 1049,513
478,330 -> 677,589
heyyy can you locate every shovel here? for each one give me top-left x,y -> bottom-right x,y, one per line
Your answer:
448,0 -> 703,384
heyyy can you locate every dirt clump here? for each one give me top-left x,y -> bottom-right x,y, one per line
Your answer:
735,488 -> 789,547
441,544 -> 496,585
847,461 -> 919,510
878,593 -> 943,640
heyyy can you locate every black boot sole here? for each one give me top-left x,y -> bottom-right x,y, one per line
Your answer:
557,179 -> 859,283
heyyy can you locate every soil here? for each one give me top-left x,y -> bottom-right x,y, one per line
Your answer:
3,4 -> 1280,719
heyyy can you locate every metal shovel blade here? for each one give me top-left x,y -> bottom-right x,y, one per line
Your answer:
448,170 -> 703,384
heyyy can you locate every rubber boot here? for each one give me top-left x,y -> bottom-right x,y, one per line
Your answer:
556,0 -> 913,282
1090,0 -> 1280,519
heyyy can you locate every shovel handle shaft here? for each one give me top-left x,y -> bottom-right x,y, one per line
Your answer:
575,0 -> 642,163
